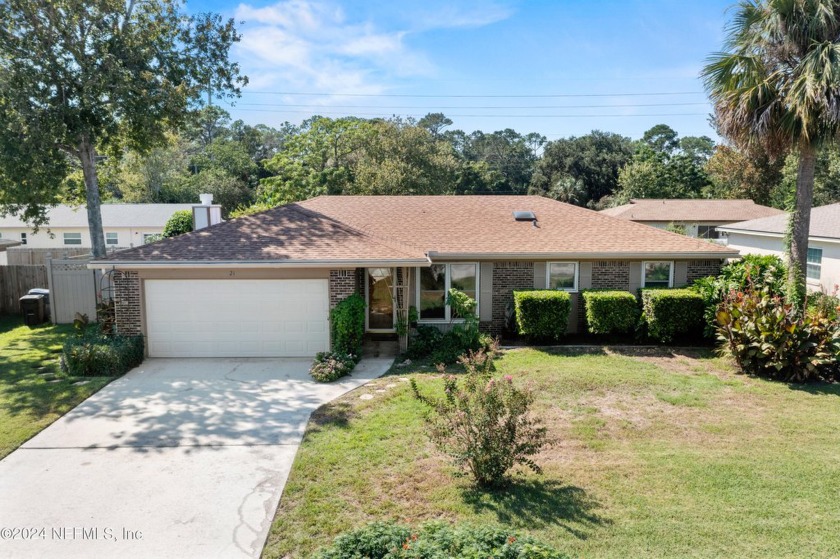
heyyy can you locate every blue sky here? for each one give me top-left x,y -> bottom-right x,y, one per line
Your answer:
191,0 -> 734,141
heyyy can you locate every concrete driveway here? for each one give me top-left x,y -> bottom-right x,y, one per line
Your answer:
0,357 -> 391,559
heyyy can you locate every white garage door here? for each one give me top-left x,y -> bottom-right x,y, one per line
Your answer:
144,279 -> 330,357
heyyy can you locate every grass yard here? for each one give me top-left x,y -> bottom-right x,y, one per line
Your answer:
0,316 -> 111,459
264,347 -> 840,558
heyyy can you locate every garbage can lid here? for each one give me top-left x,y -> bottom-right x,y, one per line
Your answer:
28,288 -> 49,295
20,294 -> 44,301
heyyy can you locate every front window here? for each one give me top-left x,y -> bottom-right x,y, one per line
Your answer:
643,261 -> 673,288
63,232 -> 82,245
20,233 -> 27,245
547,262 -> 578,291
807,248 -> 822,280
418,263 -> 478,321
106,232 -> 119,245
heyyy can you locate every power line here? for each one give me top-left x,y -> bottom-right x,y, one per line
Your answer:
232,108 -> 709,118
235,101 -> 709,110
240,90 -> 705,99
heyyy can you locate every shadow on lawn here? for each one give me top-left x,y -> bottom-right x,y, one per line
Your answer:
305,402 -> 355,436
786,381 -> 840,397
460,478 -> 609,539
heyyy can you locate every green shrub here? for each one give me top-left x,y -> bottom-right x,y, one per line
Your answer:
309,351 -> 356,382
162,209 -> 194,238
807,291 -> 840,322
316,521 -> 570,559
406,290 -> 495,364
693,254 -> 787,336
640,288 -> 705,343
582,290 -> 638,335
61,332 -> 144,376
411,349 -> 548,488
716,287 -> 840,382
331,293 -> 365,357
513,290 -> 571,341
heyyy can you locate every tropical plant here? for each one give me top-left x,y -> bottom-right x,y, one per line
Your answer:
702,0 -> 840,304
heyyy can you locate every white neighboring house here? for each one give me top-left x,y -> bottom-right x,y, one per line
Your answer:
0,204 -> 194,264
719,202 -> 840,294
600,198 -> 784,240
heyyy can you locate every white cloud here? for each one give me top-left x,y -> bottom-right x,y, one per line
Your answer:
232,0 -> 514,111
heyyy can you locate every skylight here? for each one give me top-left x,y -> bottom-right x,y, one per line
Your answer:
513,210 -> 537,221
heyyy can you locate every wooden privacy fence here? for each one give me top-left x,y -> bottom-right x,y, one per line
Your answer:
0,265 -> 48,315
7,247 -> 91,266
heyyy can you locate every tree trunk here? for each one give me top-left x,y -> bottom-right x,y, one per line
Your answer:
79,136 -> 107,259
787,141 -> 816,306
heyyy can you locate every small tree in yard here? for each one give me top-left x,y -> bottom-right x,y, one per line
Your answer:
411,349 -> 548,488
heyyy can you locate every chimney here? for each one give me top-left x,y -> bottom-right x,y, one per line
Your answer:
193,193 -> 223,230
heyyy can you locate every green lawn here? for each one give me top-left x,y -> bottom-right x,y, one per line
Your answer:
263,347 -> 840,558
0,316 -> 112,459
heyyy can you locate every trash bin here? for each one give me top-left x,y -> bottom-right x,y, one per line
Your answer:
20,294 -> 45,326
27,288 -> 50,319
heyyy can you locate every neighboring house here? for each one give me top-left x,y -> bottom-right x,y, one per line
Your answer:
0,238 -> 22,266
719,202 -> 840,294
0,204 -> 195,252
92,195 -> 738,358
600,199 -> 784,239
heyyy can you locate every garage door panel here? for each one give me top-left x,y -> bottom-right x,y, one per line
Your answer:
145,279 -> 330,358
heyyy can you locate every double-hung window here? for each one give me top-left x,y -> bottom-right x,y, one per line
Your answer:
642,261 -> 674,288
547,262 -> 578,291
20,232 -> 27,245
807,248 -> 823,281
63,232 -> 82,245
417,263 -> 478,321
105,232 -> 119,245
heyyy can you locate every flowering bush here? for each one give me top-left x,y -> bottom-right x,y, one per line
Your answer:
309,351 -> 357,383
410,349 -> 547,488
315,521 -> 570,559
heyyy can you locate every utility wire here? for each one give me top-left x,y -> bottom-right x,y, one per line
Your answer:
241,90 -> 705,98
232,108 -> 709,118
234,101 -> 709,109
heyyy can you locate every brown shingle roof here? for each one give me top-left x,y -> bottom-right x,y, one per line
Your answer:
98,195 -> 736,265
600,199 -> 784,222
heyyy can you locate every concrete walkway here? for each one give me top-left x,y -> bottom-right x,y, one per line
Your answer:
0,357 -> 391,559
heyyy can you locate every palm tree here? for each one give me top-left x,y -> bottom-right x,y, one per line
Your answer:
702,0 -> 840,303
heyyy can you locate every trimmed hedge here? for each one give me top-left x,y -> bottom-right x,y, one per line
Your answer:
330,293 -> 365,357
61,333 -> 145,376
315,521 -> 570,559
582,290 -> 638,334
513,290 -> 571,341
640,288 -> 705,342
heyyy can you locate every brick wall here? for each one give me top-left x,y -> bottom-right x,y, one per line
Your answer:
491,261 -> 534,335
591,260 -> 631,290
113,270 -> 142,336
329,269 -> 357,308
687,259 -> 723,283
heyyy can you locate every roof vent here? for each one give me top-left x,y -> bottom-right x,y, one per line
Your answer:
513,210 -> 537,222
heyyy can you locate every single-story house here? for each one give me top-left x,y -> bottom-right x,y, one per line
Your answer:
0,203 -> 195,252
720,202 -> 840,294
600,199 -> 784,239
91,195 -> 738,358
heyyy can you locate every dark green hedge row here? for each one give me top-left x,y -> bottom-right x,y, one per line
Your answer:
513,290 -> 571,341
582,290 -> 638,334
640,288 -> 705,342
331,293 -> 365,357
61,334 -> 145,376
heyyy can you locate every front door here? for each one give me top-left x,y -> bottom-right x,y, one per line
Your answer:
366,268 -> 395,331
